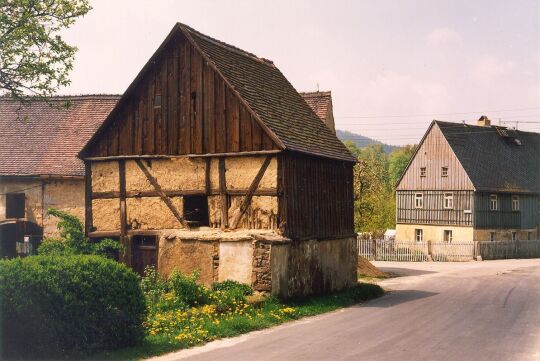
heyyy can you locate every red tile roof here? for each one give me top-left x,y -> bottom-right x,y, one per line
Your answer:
300,91 -> 332,121
0,95 -> 119,177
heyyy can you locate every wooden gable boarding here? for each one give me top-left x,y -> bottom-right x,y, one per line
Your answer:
82,32 -> 279,158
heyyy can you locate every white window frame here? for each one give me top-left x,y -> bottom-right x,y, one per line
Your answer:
415,193 -> 424,209
512,195 -> 519,211
443,192 -> 453,209
415,229 -> 423,242
441,166 -> 448,177
511,231 -> 517,241
490,194 -> 498,211
420,167 -> 426,177
444,230 -> 452,243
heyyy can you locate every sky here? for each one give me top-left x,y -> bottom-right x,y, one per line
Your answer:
60,0 -> 540,145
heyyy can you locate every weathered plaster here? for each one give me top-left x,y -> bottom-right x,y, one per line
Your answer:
218,241 -> 253,284
127,196 -> 184,230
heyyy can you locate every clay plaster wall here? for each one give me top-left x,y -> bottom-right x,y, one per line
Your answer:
91,199 -> 120,231
0,179 -> 43,225
271,237 -> 357,298
158,237 -> 218,285
127,196 -> 183,230
225,156 -> 277,190
125,158 -> 206,192
227,196 -> 278,229
218,241 -> 253,284
0,178 -> 86,237
42,180 -> 85,237
91,161 -> 119,192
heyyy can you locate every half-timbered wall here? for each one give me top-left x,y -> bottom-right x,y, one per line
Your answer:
396,190 -> 474,226
88,155 -> 278,233
84,33 -> 278,158
279,154 -> 354,240
397,124 -> 474,191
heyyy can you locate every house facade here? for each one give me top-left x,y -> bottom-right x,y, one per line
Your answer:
0,96 -> 118,257
396,117 -> 540,243
80,23 -> 357,298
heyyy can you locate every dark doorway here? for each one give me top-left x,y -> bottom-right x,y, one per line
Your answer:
131,235 -> 157,275
0,220 -> 42,258
183,195 -> 209,227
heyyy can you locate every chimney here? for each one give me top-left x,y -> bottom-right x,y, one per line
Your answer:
477,115 -> 491,127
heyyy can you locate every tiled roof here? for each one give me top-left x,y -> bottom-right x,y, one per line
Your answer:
300,91 -> 332,121
0,95 -> 119,177
436,121 -> 540,193
180,24 -> 355,162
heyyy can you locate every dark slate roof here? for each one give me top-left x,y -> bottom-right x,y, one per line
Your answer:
180,24 -> 355,162
300,91 -> 332,121
436,120 -> 540,193
0,95 -> 119,177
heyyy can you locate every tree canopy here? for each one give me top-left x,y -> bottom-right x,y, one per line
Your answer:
348,142 -> 416,234
0,0 -> 90,101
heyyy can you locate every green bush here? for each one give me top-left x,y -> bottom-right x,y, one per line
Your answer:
211,280 -> 253,296
168,270 -> 209,307
0,255 -> 146,359
37,208 -> 123,259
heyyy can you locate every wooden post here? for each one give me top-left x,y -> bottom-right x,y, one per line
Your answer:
118,160 -> 131,264
84,161 -> 93,236
219,157 -> 228,228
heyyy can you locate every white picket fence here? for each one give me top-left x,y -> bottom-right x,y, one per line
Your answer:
358,239 -> 475,262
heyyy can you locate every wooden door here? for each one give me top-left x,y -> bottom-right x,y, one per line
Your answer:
132,235 -> 157,275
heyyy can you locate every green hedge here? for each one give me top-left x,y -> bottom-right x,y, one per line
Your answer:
0,255 -> 146,359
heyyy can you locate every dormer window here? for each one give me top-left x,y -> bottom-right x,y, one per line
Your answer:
441,167 -> 448,177
420,167 -> 426,177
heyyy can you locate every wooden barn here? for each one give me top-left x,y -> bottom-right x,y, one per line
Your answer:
396,117 -> 540,243
79,23 -> 357,298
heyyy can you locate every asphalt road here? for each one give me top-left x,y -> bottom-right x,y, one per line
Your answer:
150,259 -> 540,361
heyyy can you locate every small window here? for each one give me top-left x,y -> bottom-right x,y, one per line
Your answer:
444,230 -> 452,243
512,195 -> 519,211
415,229 -> 423,242
527,232 -> 532,241
183,195 -> 209,227
511,231 -> 517,241
441,167 -> 448,177
489,194 -> 498,211
154,94 -> 162,108
490,232 -> 495,242
6,193 -> 25,219
420,167 -> 426,177
415,193 -> 423,208
444,192 -> 453,209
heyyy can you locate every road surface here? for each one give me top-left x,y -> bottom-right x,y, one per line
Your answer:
149,259 -> 540,361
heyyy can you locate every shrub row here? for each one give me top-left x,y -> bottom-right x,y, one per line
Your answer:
0,255 -> 146,359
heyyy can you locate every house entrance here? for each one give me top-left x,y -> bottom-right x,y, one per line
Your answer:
132,235 -> 157,275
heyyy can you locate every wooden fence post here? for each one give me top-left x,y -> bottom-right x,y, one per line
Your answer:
372,239 -> 377,261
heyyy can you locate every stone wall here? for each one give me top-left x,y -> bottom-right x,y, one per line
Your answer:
270,237 -> 357,299
474,228 -> 539,241
252,241 -> 272,292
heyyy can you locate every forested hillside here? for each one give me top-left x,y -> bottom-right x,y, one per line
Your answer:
337,129 -> 398,153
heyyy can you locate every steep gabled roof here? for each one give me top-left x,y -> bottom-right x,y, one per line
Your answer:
0,95 -> 119,177
300,91 -> 332,121
81,23 -> 355,162
182,24 -> 353,161
436,121 -> 540,193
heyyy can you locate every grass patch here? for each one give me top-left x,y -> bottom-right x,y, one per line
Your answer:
92,282 -> 383,361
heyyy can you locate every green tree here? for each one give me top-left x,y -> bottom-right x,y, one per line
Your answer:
38,208 -> 123,258
388,144 -> 416,187
0,0 -> 91,101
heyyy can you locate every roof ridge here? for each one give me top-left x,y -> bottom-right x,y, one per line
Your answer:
178,22 -> 276,67
299,91 -> 332,96
435,119 -> 540,135
0,94 -> 121,101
